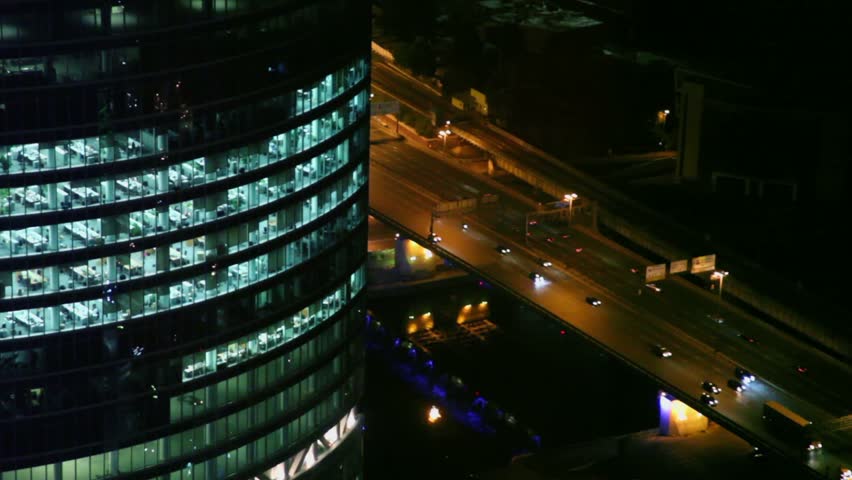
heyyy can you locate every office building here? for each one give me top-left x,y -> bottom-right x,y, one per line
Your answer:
0,1 -> 369,478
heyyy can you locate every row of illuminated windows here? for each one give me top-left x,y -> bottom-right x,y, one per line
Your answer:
0,47 -> 367,136
169,310 -> 363,424
0,3 -> 334,85
0,98 -> 360,217
0,58 -> 367,174
0,0 -> 333,43
0,373 -> 361,480
180,280 -> 354,383
0,265 -> 365,422
0,186 -> 367,343
0,128 -> 365,264
261,408 -> 362,480
0,161 -> 366,303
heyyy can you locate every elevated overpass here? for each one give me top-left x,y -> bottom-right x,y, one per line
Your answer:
371,58 -> 852,360
368,122 -> 852,478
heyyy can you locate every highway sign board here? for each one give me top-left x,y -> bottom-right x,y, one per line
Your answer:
646,264 -> 667,283
370,100 -> 400,116
691,254 -> 716,273
480,193 -> 499,204
434,198 -> 477,214
669,259 -> 688,274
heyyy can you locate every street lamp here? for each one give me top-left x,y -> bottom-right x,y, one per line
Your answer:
438,129 -> 451,150
563,193 -> 578,221
711,270 -> 728,299
427,405 -> 442,424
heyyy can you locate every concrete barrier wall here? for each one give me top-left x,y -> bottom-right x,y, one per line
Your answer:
722,276 -> 850,359
371,41 -> 395,62
491,155 -> 565,200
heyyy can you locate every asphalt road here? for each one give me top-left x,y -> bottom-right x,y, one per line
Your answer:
369,121 -> 852,477
370,57 -> 847,356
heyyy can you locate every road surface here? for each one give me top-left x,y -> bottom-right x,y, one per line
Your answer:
369,120 -> 852,477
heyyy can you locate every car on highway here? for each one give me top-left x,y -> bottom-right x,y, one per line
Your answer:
528,272 -> 544,284
735,367 -> 756,384
537,258 -> 553,268
702,381 -> 722,394
645,283 -> 662,292
653,345 -> 672,358
428,232 -> 442,244
586,297 -> 602,307
739,333 -> 758,344
749,447 -> 766,461
700,393 -> 719,407
496,245 -> 511,255
728,379 -> 747,393
707,314 -> 725,324
807,440 -> 823,451
796,365 -> 809,374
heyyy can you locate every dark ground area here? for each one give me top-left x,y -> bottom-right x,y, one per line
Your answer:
363,280 -> 659,479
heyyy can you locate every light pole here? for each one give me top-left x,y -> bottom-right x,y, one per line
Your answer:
438,129 -> 451,150
711,270 -> 728,299
563,193 -> 578,222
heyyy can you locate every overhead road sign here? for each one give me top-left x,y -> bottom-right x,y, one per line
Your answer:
370,100 -> 400,116
691,254 -> 716,273
646,264 -> 667,283
669,259 -> 688,274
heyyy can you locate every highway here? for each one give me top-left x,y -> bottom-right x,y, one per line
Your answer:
369,119 -> 852,477
371,58 -> 849,358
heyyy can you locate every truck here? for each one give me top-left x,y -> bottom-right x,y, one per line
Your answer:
763,401 -> 822,451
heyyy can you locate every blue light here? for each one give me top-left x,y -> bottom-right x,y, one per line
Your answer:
393,338 -> 401,347
425,359 -> 434,368
431,384 -> 447,399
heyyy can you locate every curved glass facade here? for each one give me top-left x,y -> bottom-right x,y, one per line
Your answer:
0,1 -> 369,479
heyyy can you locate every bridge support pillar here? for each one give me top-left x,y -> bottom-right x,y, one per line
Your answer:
658,391 -> 708,436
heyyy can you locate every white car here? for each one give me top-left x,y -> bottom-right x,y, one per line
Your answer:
496,245 -> 511,255
528,272 -> 545,284
537,258 -> 553,268
428,233 -> 442,244
653,345 -> 672,358
645,283 -> 662,292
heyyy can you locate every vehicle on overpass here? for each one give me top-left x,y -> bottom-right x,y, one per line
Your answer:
763,401 -> 822,451
700,392 -> 719,407
728,379 -> 747,393
653,345 -> 672,358
585,297 -> 602,307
